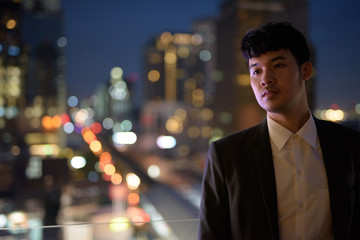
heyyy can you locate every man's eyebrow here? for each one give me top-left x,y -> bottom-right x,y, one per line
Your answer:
249,55 -> 286,69
271,55 -> 286,62
249,62 -> 258,69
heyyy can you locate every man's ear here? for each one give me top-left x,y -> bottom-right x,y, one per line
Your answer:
301,61 -> 313,81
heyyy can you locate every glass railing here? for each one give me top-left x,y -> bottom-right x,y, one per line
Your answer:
0,218 -> 200,240
0,187 -> 201,240
0,160 -> 203,240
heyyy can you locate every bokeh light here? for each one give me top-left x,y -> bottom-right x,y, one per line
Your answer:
174,108 -> 187,120
11,146 -> 20,156
164,51 -> 176,64
90,122 -> 102,134
57,37 -> 67,48
112,132 -> 137,145
177,46 -> 190,58
156,135 -> 176,149
188,126 -> 200,138
0,214 -> 7,228
128,193 -> 140,205
201,108 -> 214,121
74,109 -> 89,124
111,173 -> 123,185
126,173 -> 141,190
109,217 -> 130,232
355,103 -> 360,115
165,117 -> 183,134
89,140 -> 102,154
103,117 -> 114,130
120,120 -> 133,132
160,31 -> 172,43
110,67 -> 123,79
104,164 -> 116,176
325,109 -> 344,122
6,19 -> 17,29
147,164 -> 160,179
70,156 -> 86,169
67,96 -> 78,107
82,129 -> 97,144
199,50 -> 212,62
148,69 -> 160,82
29,144 -> 60,156
63,122 -> 74,134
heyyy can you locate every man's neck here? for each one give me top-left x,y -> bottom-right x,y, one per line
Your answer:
267,109 -> 310,133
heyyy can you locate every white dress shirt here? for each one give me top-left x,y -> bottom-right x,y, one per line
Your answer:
267,114 -> 333,240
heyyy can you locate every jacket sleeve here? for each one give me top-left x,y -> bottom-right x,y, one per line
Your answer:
198,142 -> 231,240
350,147 -> 360,239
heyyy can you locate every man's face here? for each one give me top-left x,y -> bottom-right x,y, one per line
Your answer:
248,49 -> 311,115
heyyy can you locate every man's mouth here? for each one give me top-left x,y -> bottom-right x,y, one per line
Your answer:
262,89 -> 278,98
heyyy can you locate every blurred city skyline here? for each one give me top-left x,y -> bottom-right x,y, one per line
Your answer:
63,0 -> 360,110
0,1 -> 359,237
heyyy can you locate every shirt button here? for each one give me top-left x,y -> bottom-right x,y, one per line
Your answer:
298,202 -> 304,210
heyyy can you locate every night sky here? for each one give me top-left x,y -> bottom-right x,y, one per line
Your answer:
62,0 -> 360,110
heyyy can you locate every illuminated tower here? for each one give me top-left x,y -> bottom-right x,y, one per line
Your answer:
18,0 -> 68,154
0,1 -> 24,134
141,18 -> 218,155
213,0 -> 311,135
0,0 -> 25,198
0,0 -> 67,199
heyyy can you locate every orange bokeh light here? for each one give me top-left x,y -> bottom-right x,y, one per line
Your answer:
99,152 -> 112,171
52,115 -> 62,129
100,152 -> 112,163
104,164 -> 116,176
111,173 -> 123,185
128,192 -> 140,205
83,130 -> 97,144
42,115 -> 62,130
42,116 -> 52,130
89,140 -> 102,154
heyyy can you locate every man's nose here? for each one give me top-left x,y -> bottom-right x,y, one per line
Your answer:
261,69 -> 274,86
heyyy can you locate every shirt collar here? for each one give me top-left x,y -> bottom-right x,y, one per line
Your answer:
267,113 -> 318,150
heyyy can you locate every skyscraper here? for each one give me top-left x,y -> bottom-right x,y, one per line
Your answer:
141,17 -> 218,155
0,0 -> 67,200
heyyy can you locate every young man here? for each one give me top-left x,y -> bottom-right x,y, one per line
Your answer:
198,22 -> 360,240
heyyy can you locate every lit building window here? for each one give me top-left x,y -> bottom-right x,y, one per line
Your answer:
199,50 -> 212,62
177,46 -> 190,59
188,126 -> 200,138
148,69 -> 160,82
6,19 -> 17,29
192,34 -> 203,45
57,37 -> 67,48
164,52 -> 176,64
7,46 -> 20,56
110,67 -> 123,80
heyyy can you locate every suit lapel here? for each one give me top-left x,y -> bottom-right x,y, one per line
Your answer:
253,119 -> 279,240
315,119 -> 350,239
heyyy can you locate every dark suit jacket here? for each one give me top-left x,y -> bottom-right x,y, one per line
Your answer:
199,118 -> 360,240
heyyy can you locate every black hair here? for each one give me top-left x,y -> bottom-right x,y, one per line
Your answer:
241,22 -> 310,66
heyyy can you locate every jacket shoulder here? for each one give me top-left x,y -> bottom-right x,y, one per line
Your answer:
213,122 -> 266,150
316,119 -> 360,137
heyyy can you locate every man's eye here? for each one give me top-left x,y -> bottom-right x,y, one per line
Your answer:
274,63 -> 284,68
252,70 -> 260,75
